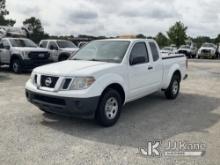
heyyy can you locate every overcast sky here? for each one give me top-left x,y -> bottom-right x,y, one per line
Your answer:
6,0 -> 220,37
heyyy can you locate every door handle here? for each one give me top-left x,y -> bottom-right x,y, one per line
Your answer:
148,66 -> 153,70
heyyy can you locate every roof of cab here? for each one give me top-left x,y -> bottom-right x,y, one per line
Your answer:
3,37 -> 30,40
96,38 -> 156,43
40,39 -> 70,42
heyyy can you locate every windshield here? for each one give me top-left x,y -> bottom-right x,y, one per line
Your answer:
202,43 -> 216,48
9,39 -> 37,48
71,40 -> 130,63
57,40 -> 77,48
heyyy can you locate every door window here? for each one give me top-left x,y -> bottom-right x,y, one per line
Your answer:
130,42 -> 149,65
48,41 -> 58,50
40,41 -> 48,48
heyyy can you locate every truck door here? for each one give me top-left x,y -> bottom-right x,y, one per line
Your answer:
148,41 -> 163,89
128,41 -> 155,100
0,39 -> 11,64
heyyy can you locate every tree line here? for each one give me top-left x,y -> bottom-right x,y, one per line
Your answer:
1,0 -> 220,48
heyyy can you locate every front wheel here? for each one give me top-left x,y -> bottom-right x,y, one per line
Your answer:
95,89 -> 122,127
11,59 -> 22,73
58,55 -> 69,61
165,75 -> 180,100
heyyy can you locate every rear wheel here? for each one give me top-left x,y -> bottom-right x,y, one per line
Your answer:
11,59 -> 22,73
165,74 -> 180,100
95,89 -> 122,127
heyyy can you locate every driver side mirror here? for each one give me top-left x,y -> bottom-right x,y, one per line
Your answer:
130,56 -> 146,65
49,45 -> 58,50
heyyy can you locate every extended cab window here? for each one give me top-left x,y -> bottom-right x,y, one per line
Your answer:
149,42 -> 159,61
130,42 -> 149,65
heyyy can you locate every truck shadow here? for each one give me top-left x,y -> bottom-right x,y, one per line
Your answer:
0,73 -> 11,81
40,92 -> 220,148
0,66 -> 31,76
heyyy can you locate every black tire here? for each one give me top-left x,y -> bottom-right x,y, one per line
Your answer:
11,59 -> 22,73
95,89 -> 122,127
189,53 -> 192,58
165,74 -> 180,100
58,55 -> 69,61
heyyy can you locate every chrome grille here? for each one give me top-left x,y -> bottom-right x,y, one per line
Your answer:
40,75 -> 59,88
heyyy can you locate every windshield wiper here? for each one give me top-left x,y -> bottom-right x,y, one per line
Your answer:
90,59 -> 104,62
72,58 -> 84,61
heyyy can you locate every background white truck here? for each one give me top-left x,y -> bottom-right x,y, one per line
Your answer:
39,40 -> 79,62
197,43 -> 218,59
25,39 -> 187,126
0,38 -> 51,73
177,44 -> 197,58
160,46 -> 178,55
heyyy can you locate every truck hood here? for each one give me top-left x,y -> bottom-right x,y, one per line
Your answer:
199,47 -> 215,51
60,48 -> 79,52
33,60 -> 118,76
178,48 -> 190,52
12,47 -> 48,52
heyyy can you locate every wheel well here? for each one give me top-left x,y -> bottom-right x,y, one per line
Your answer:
10,55 -> 21,65
173,70 -> 181,81
101,83 -> 125,104
58,53 -> 69,61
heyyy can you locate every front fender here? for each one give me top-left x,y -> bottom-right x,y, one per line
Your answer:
11,54 -> 23,61
91,73 -> 127,98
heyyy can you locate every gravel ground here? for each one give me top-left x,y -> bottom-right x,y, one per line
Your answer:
0,59 -> 220,165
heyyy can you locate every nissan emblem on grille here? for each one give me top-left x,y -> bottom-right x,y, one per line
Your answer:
45,77 -> 52,87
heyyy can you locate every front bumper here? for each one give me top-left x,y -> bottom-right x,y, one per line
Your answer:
198,53 -> 215,58
22,59 -> 53,69
25,89 -> 100,119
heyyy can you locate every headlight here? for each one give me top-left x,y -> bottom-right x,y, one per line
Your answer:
211,49 -> 215,54
30,72 -> 37,85
70,77 -> 95,90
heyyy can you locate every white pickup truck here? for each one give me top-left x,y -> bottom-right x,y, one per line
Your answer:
197,43 -> 218,59
25,39 -> 187,126
39,40 -> 79,62
0,38 -> 51,73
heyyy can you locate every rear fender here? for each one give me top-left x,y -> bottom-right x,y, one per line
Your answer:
162,64 -> 181,89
